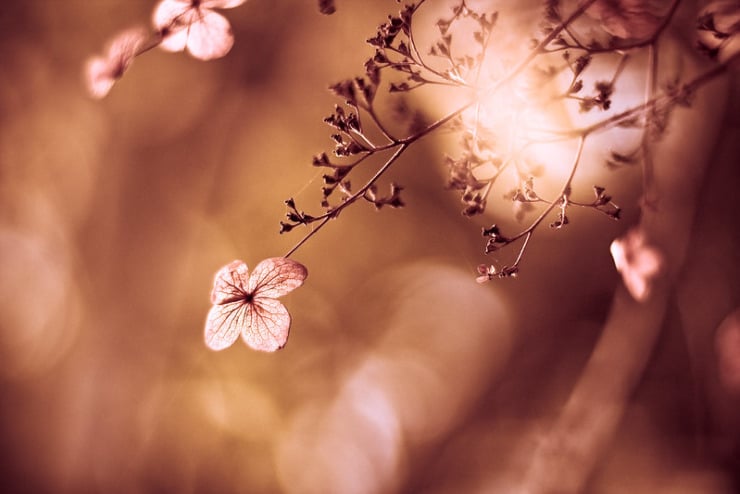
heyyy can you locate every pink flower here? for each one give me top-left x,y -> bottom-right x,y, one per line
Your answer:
610,228 -> 664,302
84,27 -> 148,99
703,1 -> 740,33
153,0 -> 246,61
204,258 -> 308,352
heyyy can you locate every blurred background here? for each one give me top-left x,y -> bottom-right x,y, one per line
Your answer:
0,1 -> 739,492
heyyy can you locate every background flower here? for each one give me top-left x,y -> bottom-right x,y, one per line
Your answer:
610,227 -> 664,302
84,27 -> 148,98
153,0 -> 247,60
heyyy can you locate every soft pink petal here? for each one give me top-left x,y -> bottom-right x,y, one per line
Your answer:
107,27 -> 148,61
241,298 -> 291,352
210,260 -> 250,304
84,27 -> 147,99
160,25 -> 190,52
248,257 -> 308,299
610,229 -> 664,302
84,57 -> 116,99
202,0 -> 247,9
152,0 -> 193,29
716,308 -> 740,392
185,10 -> 235,60
204,300 -> 246,351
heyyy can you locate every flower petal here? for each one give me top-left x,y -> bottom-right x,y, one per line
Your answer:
248,257 -> 308,299
202,0 -> 247,9
152,0 -> 193,29
84,57 -> 116,99
610,228 -> 663,302
185,10 -> 235,60
160,25 -> 190,52
205,300 -> 247,351
211,260 -> 250,304
241,298 -> 291,352
716,307 -> 740,392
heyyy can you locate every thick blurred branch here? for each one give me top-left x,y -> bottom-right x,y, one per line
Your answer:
520,41 -> 732,493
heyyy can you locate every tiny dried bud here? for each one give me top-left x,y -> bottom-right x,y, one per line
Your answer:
318,0 -> 336,15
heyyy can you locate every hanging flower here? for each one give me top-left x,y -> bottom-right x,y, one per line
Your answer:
610,227 -> 664,302
153,0 -> 247,61
84,27 -> 148,99
204,258 -> 308,352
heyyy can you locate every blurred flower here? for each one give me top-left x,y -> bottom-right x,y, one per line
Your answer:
153,0 -> 247,60
587,0 -> 667,40
84,27 -> 148,99
610,227 -> 664,302
204,258 -> 307,352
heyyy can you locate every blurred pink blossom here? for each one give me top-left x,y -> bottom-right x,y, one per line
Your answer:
610,228 -> 664,302
84,27 -> 148,99
153,0 -> 246,61
204,258 -> 307,352
587,0 -> 667,39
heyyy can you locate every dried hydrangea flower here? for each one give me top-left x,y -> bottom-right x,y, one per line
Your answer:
204,258 -> 308,352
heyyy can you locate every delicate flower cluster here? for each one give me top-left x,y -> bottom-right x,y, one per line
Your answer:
154,0 -> 246,60
85,0 -> 246,99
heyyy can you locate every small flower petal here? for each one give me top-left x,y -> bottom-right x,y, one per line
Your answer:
205,300 -> 246,350
185,10 -> 235,60
152,0 -> 193,29
610,228 -> 664,302
85,57 -> 116,99
202,0 -> 247,9
160,25 -> 190,52
211,260 -> 249,304
248,257 -> 308,299
242,298 -> 291,352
